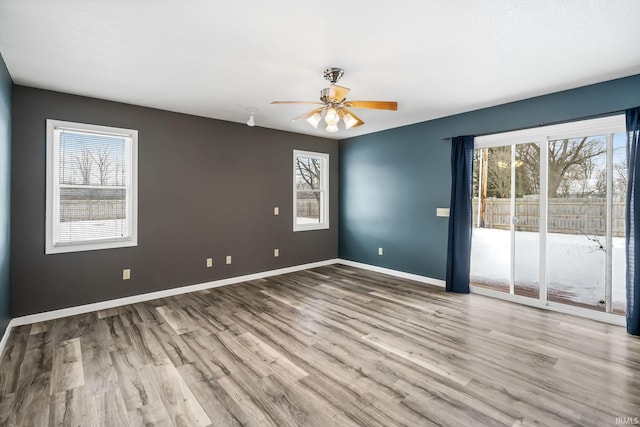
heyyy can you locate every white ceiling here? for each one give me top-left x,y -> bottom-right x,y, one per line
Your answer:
1,1 -> 639,140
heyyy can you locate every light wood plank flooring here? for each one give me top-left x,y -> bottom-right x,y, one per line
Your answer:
0,265 -> 639,426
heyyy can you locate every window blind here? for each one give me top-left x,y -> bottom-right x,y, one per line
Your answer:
55,129 -> 130,244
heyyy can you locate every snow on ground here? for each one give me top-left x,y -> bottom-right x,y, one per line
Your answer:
297,217 -> 321,225
471,227 -> 626,311
58,219 -> 126,242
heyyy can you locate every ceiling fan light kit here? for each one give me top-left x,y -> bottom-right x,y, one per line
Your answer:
342,110 -> 359,130
271,67 -> 398,133
306,111 -> 322,128
325,107 -> 339,124
326,123 -> 339,133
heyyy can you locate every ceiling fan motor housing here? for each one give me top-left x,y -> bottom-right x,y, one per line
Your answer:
324,67 -> 344,84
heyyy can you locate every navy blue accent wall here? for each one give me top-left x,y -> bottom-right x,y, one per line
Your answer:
339,74 -> 640,280
0,54 -> 12,337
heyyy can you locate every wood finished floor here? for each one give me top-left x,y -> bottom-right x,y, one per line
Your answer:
0,265 -> 639,426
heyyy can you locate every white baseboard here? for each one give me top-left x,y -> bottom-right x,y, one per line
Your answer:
337,259 -> 446,288
0,319 -> 16,359
0,259 -> 444,359
11,259 -> 340,327
9,258 -> 444,329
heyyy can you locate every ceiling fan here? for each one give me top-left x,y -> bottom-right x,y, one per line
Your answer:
271,67 -> 398,133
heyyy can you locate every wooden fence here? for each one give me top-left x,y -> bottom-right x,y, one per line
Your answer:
472,198 -> 625,237
61,200 -> 126,222
296,199 -> 319,219
61,199 -> 321,222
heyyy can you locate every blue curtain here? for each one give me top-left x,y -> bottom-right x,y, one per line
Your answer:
626,107 -> 640,335
446,135 -> 474,293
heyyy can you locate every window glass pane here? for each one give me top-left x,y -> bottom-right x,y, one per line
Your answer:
295,157 -> 321,190
57,130 -> 129,244
547,135 -> 607,311
59,131 -> 126,186
58,188 -> 127,242
514,142 -> 540,299
471,146 -> 512,293
296,191 -> 321,224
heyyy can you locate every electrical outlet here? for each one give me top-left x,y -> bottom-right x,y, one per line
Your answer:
122,268 -> 131,280
274,248 -> 279,257
206,258 -> 213,268
226,255 -> 232,265
378,247 -> 383,256
274,207 -> 279,216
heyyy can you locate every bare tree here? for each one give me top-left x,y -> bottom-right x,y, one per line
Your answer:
614,160 -> 627,197
571,155 -> 600,197
75,144 -> 93,185
595,169 -> 607,196
295,157 -> 321,204
517,137 -> 606,197
92,146 -> 112,185
485,146 -> 512,198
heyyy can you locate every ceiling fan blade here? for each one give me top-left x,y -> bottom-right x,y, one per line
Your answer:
339,107 -> 365,129
271,101 -> 324,105
329,85 -> 350,102
292,107 -> 325,121
344,101 -> 398,110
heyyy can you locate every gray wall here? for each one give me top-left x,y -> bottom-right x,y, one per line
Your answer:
11,86 -> 338,316
0,54 -> 12,335
339,74 -> 640,279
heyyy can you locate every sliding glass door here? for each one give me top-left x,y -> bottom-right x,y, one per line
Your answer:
470,115 -> 627,318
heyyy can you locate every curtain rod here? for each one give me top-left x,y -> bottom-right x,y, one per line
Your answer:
441,109 -> 626,141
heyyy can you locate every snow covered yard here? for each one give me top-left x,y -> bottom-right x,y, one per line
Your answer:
471,227 -> 626,313
58,219 -> 127,242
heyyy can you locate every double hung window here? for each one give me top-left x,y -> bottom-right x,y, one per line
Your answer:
293,150 -> 329,231
46,119 -> 138,254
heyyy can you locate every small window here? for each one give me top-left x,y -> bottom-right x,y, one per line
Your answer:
45,119 -> 138,254
293,150 -> 329,231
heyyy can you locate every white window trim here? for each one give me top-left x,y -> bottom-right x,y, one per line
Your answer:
293,150 -> 329,232
45,119 -> 138,254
